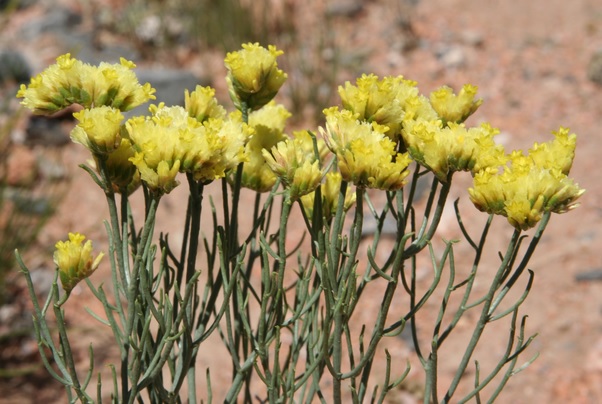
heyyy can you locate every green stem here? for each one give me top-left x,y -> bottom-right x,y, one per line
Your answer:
443,227 -> 523,401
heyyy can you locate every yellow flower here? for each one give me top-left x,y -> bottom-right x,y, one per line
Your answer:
71,106 -> 124,155
54,232 -> 104,294
225,43 -> 287,111
94,137 -> 141,195
127,105 -> 250,192
529,127 -> 576,175
429,84 -> 482,125
262,131 -> 325,199
338,74 -> 418,140
238,102 -> 291,192
301,171 -> 356,222
191,114 -> 252,183
403,120 -> 506,181
469,149 -> 585,230
17,54 -> 155,114
125,105 -> 187,194
185,85 -> 226,123
321,107 -> 412,190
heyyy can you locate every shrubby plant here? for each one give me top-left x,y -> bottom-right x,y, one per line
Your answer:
16,44 -> 584,403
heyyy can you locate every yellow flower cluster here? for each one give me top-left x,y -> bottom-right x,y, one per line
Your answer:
239,102 -> 291,192
98,138 -> 141,195
338,74 -> 420,140
185,85 -> 227,123
54,232 -> 104,294
321,107 -> 412,191
469,128 -> 584,230
429,84 -> 482,125
263,130 -> 325,200
225,43 -> 287,111
403,120 -> 507,181
126,104 -> 252,194
71,106 -> 124,155
17,54 -> 156,113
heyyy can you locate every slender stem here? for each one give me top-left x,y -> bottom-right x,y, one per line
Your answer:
443,227 -> 522,401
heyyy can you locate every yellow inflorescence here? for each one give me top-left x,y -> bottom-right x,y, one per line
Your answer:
17,54 -> 156,114
429,84 -> 483,125
239,102 -> 291,192
71,106 -> 124,155
321,107 -> 412,191
403,120 -> 507,181
126,104 -> 251,194
469,129 -> 585,230
225,43 -> 287,111
338,74 -> 419,140
16,45 -> 584,230
185,85 -> 227,123
97,138 -> 141,195
54,232 -> 104,294
263,130 -> 325,200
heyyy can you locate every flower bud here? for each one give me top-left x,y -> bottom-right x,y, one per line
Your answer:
71,106 -> 124,156
53,232 -> 104,294
225,43 -> 287,111
429,84 -> 482,124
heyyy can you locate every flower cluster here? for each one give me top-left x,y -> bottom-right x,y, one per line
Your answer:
71,106 -> 124,156
239,102 -> 291,192
338,74 -> 420,140
54,232 -> 104,294
263,130 -> 325,200
225,43 -> 287,111
17,54 -> 155,114
126,104 -> 252,194
469,128 -> 584,230
429,84 -> 482,125
321,107 -> 412,191
16,46 -> 584,233
403,120 -> 506,181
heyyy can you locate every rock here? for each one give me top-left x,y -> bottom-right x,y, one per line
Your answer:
587,49 -> 602,86
326,0 -> 364,17
435,45 -> 467,69
575,268 -> 602,282
25,115 -> 71,146
460,30 -> 484,48
0,50 -> 31,85
0,0 -> 35,10
19,6 -> 82,40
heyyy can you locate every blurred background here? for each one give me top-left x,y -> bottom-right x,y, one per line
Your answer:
0,0 -> 601,402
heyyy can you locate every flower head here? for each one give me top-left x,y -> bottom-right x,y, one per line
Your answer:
17,54 -> 155,114
263,130 -> 325,200
338,74 -> 419,140
239,102 -> 291,192
185,85 -> 226,123
321,107 -> 412,190
225,43 -> 287,111
126,104 -> 251,193
403,120 -> 506,181
71,106 -> 124,155
429,84 -> 482,125
54,232 -> 104,294
469,144 -> 585,230
94,137 -> 141,195
528,127 -> 576,175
